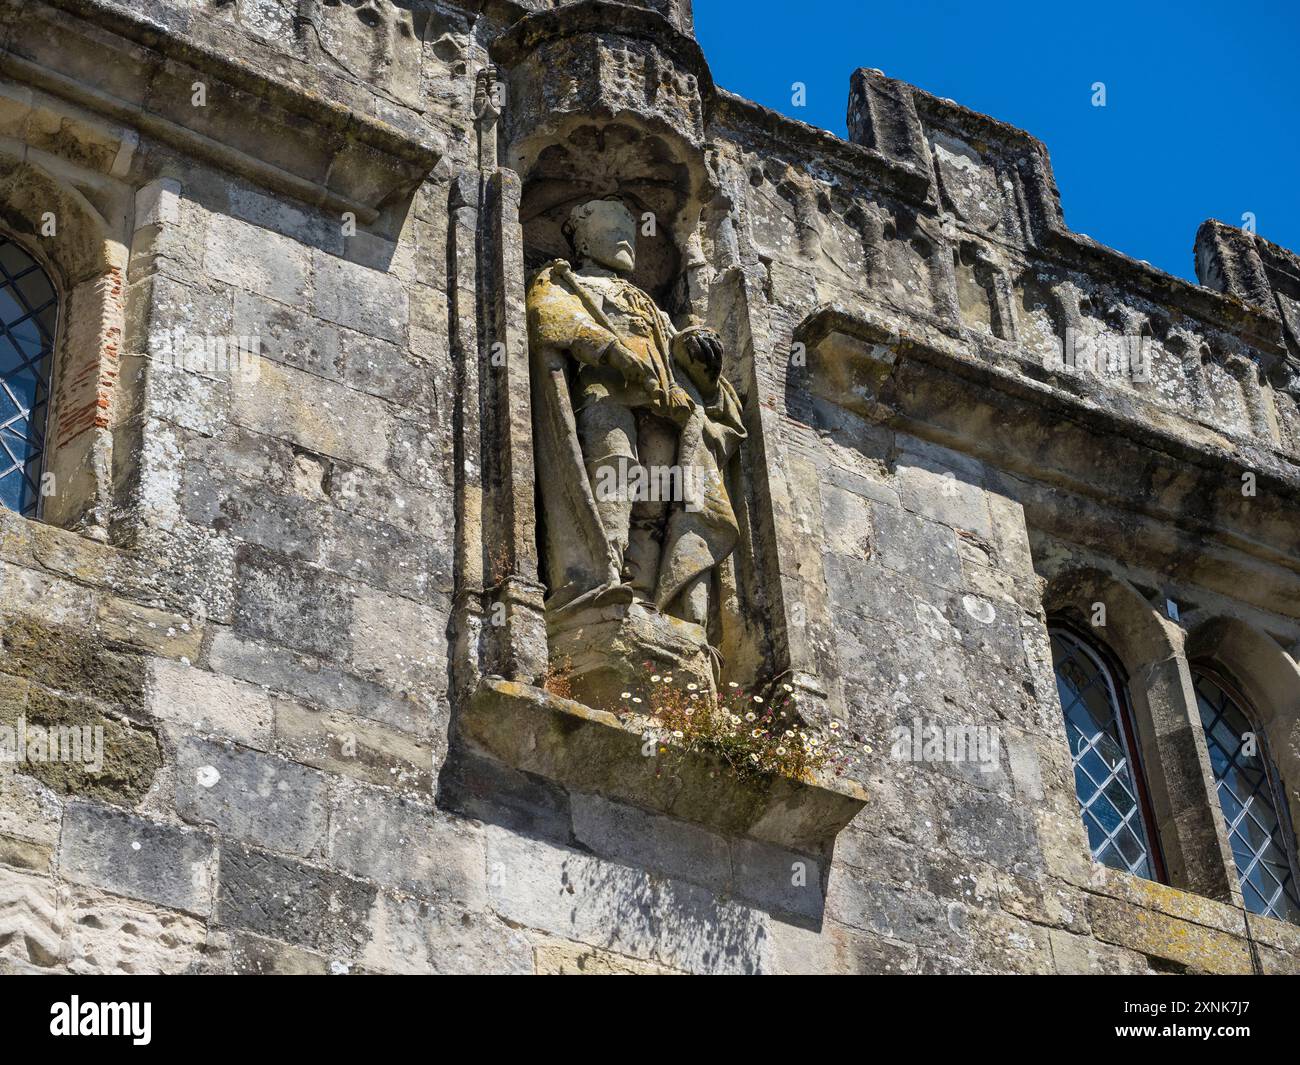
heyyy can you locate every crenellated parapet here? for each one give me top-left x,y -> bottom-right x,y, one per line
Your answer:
702,62 -> 1300,464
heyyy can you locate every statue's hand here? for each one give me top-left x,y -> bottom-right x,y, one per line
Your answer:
673,327 -> 724,382
603,340 -> 657,394
659,384 -> 696,426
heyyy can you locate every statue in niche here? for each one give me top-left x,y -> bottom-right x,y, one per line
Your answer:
526,199 -> 746,661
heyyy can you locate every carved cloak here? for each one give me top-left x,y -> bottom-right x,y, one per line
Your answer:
653,373 -> 747,619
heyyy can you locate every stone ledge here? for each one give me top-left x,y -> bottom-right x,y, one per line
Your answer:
1087,893 -> 1253,975
458,676 -> 868,855
1085,866 -> 1247,939
5,0 -> 444,223
795,304 -> 1300,539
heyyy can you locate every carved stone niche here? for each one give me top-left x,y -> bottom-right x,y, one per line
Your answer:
450,2 -> 866,857
489,2 -> 730,711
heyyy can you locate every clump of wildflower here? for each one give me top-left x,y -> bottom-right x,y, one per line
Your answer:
613,668 -> 857,782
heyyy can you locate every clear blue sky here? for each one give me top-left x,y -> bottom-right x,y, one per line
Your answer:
695,0 -> 1299,282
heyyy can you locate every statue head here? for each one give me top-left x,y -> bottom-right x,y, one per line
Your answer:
565,199 -> 637,274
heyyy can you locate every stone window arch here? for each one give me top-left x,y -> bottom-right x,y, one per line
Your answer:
0,154 -> 127,536
1048,621 -> 1164,881
1187,616 -> 1300,922
1043,568 -> 1236,900
1192,665 -> 1300,922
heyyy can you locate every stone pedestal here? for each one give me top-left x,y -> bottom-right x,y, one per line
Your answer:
547,598 -> 715,713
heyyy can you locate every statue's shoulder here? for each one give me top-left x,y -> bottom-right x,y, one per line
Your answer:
529,259 -> 572,293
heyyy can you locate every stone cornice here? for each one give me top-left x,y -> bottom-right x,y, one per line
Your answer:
4,0 -> 444,221
796,304 -> 1300,601
489,0 -> 715,101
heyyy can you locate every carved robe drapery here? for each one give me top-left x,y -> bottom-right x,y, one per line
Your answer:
526,260 -> 745,630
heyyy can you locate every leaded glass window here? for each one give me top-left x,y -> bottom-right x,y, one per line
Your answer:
1051,626 -> 1162,881
1194,670 -> 1300,924
0,237 -> 56,516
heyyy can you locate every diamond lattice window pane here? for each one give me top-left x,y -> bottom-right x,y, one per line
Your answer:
1050,629 -> 1159,881
1195,672 -> 1300,924
0,237 -> 57,517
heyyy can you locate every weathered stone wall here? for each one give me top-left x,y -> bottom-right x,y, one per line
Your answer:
1,0 -> 1297,974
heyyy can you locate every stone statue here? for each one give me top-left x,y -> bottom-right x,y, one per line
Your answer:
526,199 -> 746,646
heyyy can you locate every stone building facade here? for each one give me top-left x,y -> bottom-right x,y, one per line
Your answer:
0,0 -> 1298,975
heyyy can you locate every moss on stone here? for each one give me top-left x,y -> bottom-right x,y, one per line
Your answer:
0,685 -> 161,805
0,615 -> 146,709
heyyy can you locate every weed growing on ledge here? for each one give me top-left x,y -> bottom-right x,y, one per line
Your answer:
620,672 -> 863,783
541,655 -> 574,701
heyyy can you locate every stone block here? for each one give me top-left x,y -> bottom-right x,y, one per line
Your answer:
570,793 -> 730,893
0,563 -> 97,628
0,768 -> 62,849
766,917 -> 918,974
819,480 -> 875,559
348,587 -> 447,691
0,686 -> 162,805
328,784 -> 484,902
319,508 -> 447,601
730,837 -> 824,921
341,331 -> 431,408
651,877 -> 771,974
204,214 -> 310,306
1087,868 -> 1247,938
938,786 -> 1041,873
546,599 -> 716,714
59,802 -> 215,917
966,908 -> 1053,974
1048,928 -> 1152,975
98,597 -> 203,661
484,824 -> 659,962
229,357 -> 392,471
995,870 -> 1089,934
825,869 -> 970,958
232,545 -> 354,659
231,289 -> 344,382
217,843 -> 375,956
0,866 -> 61,968
148,659 -> 273,749
182,463 -> 325,563
274,699 -> 433,792
0,615 -> 146,709
869,500 -> 964,590
359,891 -> 531,975
225,930 -> 330,975
175,736 -> 329,858
896,444 -> 993,538
0,832 -> 53,874
63,886 -> 208,974
311,250 -> 408,345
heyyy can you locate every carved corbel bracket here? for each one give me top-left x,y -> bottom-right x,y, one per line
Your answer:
459,676 -> 868,857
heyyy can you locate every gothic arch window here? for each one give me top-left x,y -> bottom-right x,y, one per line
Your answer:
1050,624 -> 1165,882
1193,667 -> 1300,923
0,236 -> 57,517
